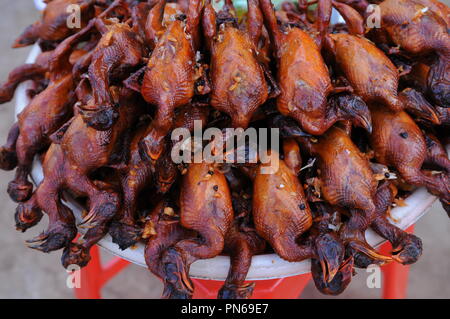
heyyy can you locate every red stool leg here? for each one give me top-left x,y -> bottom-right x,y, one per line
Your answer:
74,245 -> 102,299
99,257 -> 131,286
252,275 -> 311,299
73,245 -> 131,299
192,274 -> 311,299
380,225 -> 415,299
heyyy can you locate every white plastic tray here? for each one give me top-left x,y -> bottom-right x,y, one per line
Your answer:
19,0 -> 449,277
14,45 -> 443,280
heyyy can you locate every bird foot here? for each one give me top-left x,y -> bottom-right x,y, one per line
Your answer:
26,225 -> 76,253
7,180 -> 33,202
345,238 -> 392,268
161,247 -> 194,299
80,105 -> 119,131
109,221 -> 142,250
62,243 -> 91,268
79,202 -> 118,229
0,147 -> 17,170
218,282 -> 255,299
391,233 -> 423,265
15,201 -> 43,232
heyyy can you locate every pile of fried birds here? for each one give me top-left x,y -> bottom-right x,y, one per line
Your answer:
0,0 -> 449,299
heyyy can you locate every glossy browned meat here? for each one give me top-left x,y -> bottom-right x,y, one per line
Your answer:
0,24 -> 97,203
130,1 -> 153,43
82,19 -> 145,130
417,0 -> 450,27
370,182 -> 423,265
108,124 -> 155,250
13,0 -> 96,48
369,106 -> 450,206
378,0 -> 450,107
297,126 -> 392,267
144,199 -> 194,299
160,162 -> 234,298
139,0 -> 204,160
0,62 -> 47,105
337,0 -> 450,26
375,0 -> 449,56
259,0 -> 371,135
110,102 -> 209,250
252,141 -> 349,282
327,33 -> 403,112
15,88 -> 142,269
202,0 -> 270,129
218,171 -> 265,299
252,150 -> 313,260
333,0 -> 370,16
218,214 -> 266,299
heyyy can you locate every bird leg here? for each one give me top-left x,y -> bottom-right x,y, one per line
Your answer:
0,64 -> 47,104
0,122 -> 19,171
370,182 -> 423,265
160,163 -> 233,299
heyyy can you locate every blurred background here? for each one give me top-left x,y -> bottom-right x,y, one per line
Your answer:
0,1 -> 449,299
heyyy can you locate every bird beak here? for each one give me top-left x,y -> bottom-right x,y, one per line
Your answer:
315,233 -> 345,283
400,88 -> 441,125
357,113 -> 373,134
411,102 -> 441,125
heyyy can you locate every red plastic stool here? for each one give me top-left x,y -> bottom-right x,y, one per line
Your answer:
73,246 -> 130,299
192,275 -> 312,299
73,225 -> 414,299
379,225 -> 415,299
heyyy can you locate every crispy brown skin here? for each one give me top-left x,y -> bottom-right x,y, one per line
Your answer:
15,88 -> 142,269
83,20 -> 145,130
139,0 -> 203,160
378,0 -> 450,107
299,126 -> 392,267
203,0 -> 269,129
160,162 -> 234,298
349,0 -> 450,107
109,103 -> 209,250
0,24 -> 97,202
370,182 -> 423,265
218,168 -> 265,299
369,106 -> 450,205
328,34 -> 403,111
218,213 -> 266,299
252,152 -> 313,261
13,0 -> 96,48
272,28 -> 336,134
144,199 -> 194,299
259,0 -> 372,135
